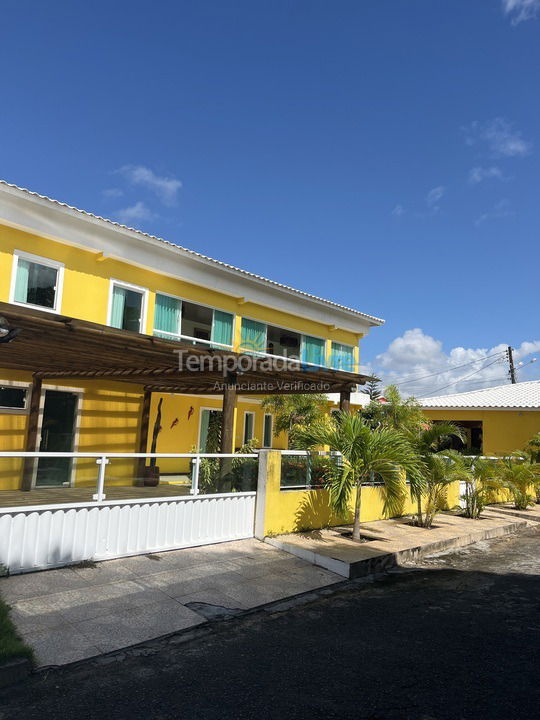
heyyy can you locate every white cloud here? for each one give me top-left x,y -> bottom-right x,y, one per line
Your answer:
391,204 -> 405,216
468,166 -> 504,184
116,165 -> 182,205
372,328 -> 540,397
502,0 -> 540,25
474,198 -> 514,226
426,186 -> 445,206
103,187 -> 124,198
116,201 -> 153,225
463,118 -> 532,158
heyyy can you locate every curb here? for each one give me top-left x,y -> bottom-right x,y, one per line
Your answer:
0,657 -> 32,689
265,517 -> 529,579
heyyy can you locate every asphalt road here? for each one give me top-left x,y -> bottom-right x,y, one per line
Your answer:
2,527 -> 540,720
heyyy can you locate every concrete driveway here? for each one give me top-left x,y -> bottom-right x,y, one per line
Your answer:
0,539 -> 340,666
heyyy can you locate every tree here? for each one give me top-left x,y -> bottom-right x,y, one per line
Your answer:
363,384 -> 426,432
406,422 -> 465,527
261,394 -> 328,448
455,455 -> 502,519
419,452 -> 464,528
363,377 -> 382,401
295,411 -> 423,541
496,454 -> 540,510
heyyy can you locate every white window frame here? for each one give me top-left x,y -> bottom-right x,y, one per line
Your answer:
262,413 -> 273,448
330,340 -> 356,372
0,379 -> 30,415
243,411 -> 255,445
107,279 -> 149,334
9,250 -> 65,314
153,292 -> 235,350
240,315 -> 329,366
198,406 -> 222,451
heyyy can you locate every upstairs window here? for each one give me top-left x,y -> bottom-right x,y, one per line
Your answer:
266,325 -> 301,359
330,342 -> 355,372
110,281 -> 147,333
11,251 -> 63,312
301,335 -> 325,366
154,294 -> 233,348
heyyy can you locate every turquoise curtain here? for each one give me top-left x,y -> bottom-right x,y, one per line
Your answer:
302,335 -> 325,366
14,259 -> 30,303
331,342 -> 354,372
240,318 -> 266,353
211,310 -> 233,347
110,286 -> 127,328
154,294 -> 181,336
199,409 -> 211,452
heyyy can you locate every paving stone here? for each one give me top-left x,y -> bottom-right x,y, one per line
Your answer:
21,624 -> 101,666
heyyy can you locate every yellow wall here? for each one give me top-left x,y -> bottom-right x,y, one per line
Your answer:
423,408 -> 540,456
0,224 -> 361,364
0,367 -> 285,489
258,451 -> 460,536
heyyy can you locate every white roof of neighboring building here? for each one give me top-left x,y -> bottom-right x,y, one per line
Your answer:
327,391 -> 372,407
0,180 -> 384,328
419,381 -> 540,410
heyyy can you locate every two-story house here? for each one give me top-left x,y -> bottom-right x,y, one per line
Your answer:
0,180 -> 383,493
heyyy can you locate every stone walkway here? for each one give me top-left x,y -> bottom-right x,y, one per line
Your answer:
0,539 -> 340,666
266,510 -> 532,578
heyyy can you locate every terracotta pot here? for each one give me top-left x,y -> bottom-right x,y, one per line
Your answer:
143,465 -> 160,487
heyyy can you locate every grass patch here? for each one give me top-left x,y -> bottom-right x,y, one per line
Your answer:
0,595 -> 34,665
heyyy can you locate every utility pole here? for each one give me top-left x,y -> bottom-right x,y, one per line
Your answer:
507,346 -> 516,384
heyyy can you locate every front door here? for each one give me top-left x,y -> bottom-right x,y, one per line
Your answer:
36,390 -> 78,487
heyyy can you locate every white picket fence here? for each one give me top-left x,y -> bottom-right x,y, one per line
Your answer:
0,452 -> 258,574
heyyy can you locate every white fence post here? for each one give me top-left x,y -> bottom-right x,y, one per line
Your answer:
93,456 -> 109,501
190,455 -> 200,495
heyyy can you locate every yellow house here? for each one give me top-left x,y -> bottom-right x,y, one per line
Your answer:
419,381 -> 540,456
0,180 -> 384,492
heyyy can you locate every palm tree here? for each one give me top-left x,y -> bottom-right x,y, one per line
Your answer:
420,452 -> 466,528
456,455 -> 502,519
295,412 -> 423,541
407,422 -> 465,527
497,454 -> 540,510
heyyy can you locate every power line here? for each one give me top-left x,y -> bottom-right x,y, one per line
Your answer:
390,350 -> 507,387
417,357 -> 505,398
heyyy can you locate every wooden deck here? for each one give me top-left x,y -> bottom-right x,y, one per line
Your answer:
0,483 -> 192,508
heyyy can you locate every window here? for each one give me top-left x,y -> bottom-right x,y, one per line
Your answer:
330,342 -> 355,372
11,251 -> 63,312
0,385 -> 27,411
243,412 -> 255,445
266,325 -> 301,359
240,319 -> 328,365
301,335 -> 325,366
263,414 -> 273,448
154,294 -> 233,348
199,409 -> 222,452
109,281 -> 146,332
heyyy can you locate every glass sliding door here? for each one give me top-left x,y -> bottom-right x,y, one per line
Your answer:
302,335 -> 325,366
154,293 -> 181,339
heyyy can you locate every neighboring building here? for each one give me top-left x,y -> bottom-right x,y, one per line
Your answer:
0,180 -> 383,490
419,381 -> 540,455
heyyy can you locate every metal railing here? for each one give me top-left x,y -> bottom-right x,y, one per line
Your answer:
0,451 -> 259,508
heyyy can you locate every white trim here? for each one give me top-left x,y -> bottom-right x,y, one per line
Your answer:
243,411 -> 255,445
197,406 -> 222,451
0,181 -> 383,331
107,278 -> 149,333
153,292 -> 236,348
422,406 -> 540,412
8,249 -> 65,314
0,379 -> 30,414
33,386 -> 83,489
262,413 -> 273,448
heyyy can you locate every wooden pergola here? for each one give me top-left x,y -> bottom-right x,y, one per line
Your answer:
0,302 -> 369,488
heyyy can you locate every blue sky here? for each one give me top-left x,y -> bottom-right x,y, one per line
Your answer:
1,1 -> 539,394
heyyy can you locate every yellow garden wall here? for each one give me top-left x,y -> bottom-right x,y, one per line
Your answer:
257,450 -> 462,537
